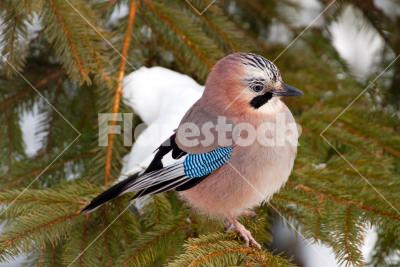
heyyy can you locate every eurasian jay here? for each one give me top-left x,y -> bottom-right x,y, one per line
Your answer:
82,53 -> 302,248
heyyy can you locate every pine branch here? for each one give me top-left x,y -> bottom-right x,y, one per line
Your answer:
141,194 -> 173,227
4,109 -> 24,172
0,207 -> 80,262
330,206 -> 365,267
28,242 -> 65,267
0,181 -> 99,212
45,0 -> 88,82
0,152 -> 95,191
142,0 -> 222,79
0,69 -> 64,113
41,0 -> 108,84
63,203 -> 141,267
187,0 -> 253,52
169,233 -> 295,267
369,219 -> 400,267
117,215 -> 188,267
0,1 -> 32,77
280,182 -> 400,221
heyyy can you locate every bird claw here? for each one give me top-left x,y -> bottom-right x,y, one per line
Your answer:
227,220 -> 261,249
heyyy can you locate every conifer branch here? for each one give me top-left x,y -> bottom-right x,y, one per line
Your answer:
0,181 -> 99,209
6,110 -> 13,171
189,247 -> 275,266
101,211 -> 116,267
3,212 -> 79,247
46,0 -> 88,82
143,0 -> 214,70
170,233 -> 294,266
188,2 -> 244,52
37,246 -> 45,267
0,70 -> 64,112
288,183 -> 400,221
0,2 -> 31,77
343,206 -> 355,263
0,152 -> 95,191
79,221 -> 88,267
0,210 -> 80,261
340,122 -> 400,158
105,0 -> 137,185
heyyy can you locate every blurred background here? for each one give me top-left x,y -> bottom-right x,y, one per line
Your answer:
0,0 -> 399,266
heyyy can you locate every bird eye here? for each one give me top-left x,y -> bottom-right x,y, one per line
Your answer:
250,83 -> 264,93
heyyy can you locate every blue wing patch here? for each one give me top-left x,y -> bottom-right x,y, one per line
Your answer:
183,147 -> 233,178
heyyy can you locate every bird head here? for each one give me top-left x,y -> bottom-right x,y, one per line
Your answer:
203,53 -> 302,115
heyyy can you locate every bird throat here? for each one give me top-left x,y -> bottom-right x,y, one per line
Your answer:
249,92 -> 273,109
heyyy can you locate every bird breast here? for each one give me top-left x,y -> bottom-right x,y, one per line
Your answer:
180,101 -> 298,219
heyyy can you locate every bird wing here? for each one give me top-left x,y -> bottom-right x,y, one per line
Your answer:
131,133 -> 232,197
81,133 -> 233,214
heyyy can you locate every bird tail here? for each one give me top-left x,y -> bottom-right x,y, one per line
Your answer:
81,172 -> 140,214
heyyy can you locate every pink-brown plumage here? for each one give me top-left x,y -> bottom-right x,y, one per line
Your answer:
177,53 -> 300,247
179,99 -> 297,219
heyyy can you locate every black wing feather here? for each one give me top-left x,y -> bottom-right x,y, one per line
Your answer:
144,133 -> 186,174
81,172 -> 140,213
82,133 -> 214,213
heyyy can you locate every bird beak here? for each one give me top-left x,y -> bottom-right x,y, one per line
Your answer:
274,84 -> 303,97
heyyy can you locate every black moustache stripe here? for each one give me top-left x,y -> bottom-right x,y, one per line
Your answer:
250,92 -> 273,109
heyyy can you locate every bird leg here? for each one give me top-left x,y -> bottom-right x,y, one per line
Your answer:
226,217 -> 261,249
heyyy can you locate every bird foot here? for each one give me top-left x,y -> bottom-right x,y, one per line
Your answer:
240,210 -> 256,218
226,220 -> 261,249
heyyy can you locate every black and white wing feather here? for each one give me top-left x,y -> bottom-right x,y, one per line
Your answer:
81,134 -> 232,213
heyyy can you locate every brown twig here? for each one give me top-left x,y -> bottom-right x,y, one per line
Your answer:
104,0 -> 137,185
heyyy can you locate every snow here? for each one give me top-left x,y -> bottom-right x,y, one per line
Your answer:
374,0 -> 400,19
19,101 -> 46,157
121,67 -> 203,176
329,5 -> 385,80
